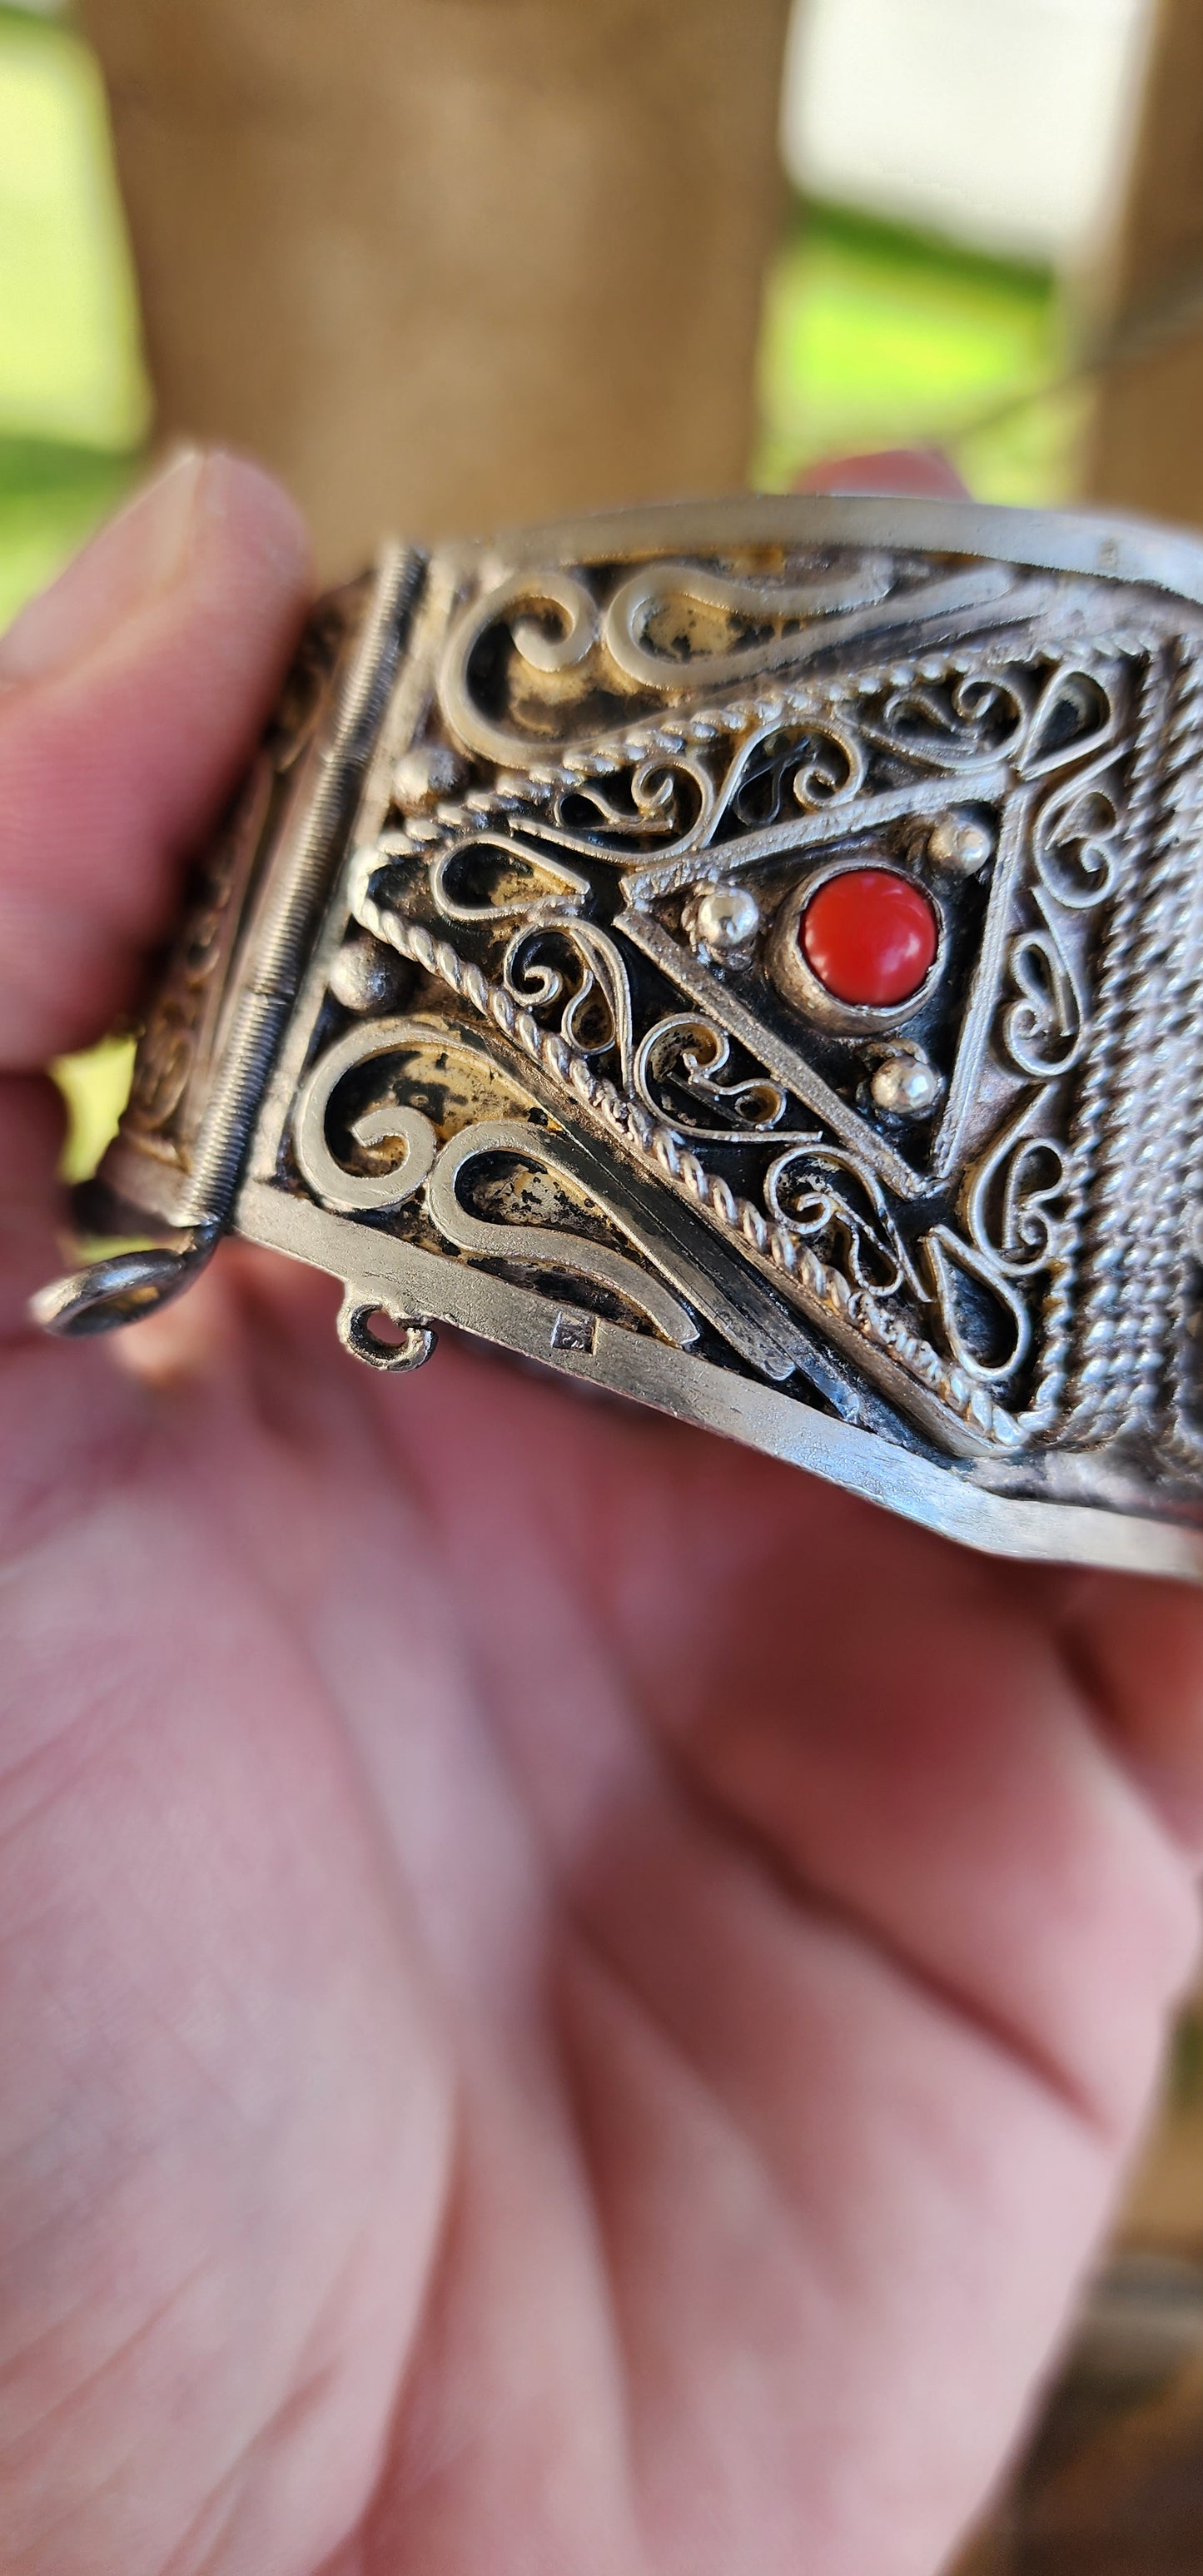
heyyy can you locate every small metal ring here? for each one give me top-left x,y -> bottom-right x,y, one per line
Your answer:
28,1235 -> 217,1339
336,1292 -> 437,1372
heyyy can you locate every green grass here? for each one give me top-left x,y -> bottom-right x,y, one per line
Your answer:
0,6 -> 147,625
0,435 -> 137,625
757,198 -> 1086,505
52,1029 -> 136,1182
0,7 -> 147,1172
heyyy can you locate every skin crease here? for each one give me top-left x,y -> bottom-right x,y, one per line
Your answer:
0,453 -> 1201,2576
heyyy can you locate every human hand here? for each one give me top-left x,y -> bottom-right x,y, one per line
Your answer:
1,454 -> 1201,2576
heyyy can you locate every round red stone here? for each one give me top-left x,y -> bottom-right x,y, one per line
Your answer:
800,868 -> 938,1007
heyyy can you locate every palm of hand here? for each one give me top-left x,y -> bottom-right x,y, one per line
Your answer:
1,457 -> 1201,2576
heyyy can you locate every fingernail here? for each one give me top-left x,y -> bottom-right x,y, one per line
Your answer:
0,448 -> 209,687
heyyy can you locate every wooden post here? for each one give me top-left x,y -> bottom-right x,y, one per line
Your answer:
78,0 -> 790,574
1083,0 -> 1203,527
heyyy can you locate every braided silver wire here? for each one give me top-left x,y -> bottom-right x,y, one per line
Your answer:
1062,642 -> 1203,1446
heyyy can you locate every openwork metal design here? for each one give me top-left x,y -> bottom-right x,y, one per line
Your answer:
37,497 -> 1203,1578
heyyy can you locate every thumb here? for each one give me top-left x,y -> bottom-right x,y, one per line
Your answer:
0,447 -> 313,1070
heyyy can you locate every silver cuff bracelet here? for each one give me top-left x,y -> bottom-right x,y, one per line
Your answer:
33,495 -> 1203,1581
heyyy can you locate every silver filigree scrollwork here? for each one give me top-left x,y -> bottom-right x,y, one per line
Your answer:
292,1018 -> 440,1214
634,1015 -> 798,1144
440,567 -> 599,766
554,751 -> 714,849
758,1097 -> 1071,1390
502,917 -> 635,1080
292,1018 -> 698,1348
551,714 -> 867,868
919,1097 -> 1072,1386
919,1229 -> 1033,1384
1020,663 -> 1118,781
1030,772 -> 1123,913
765,1138 -> 927,1302
863,668 -> 1029,773
1002,749 -> 1124,1079
1003,692 -> 1125,1084
962,1097 -> 1071,1281
340,540 -> 1192,1467
599,559 -> 1016,695
1002,907 -> 1089,1081
438,553 -> 1019,770
429,831 -> 590,922
600,557 -> 895,689
725,717 -> 867,822
425,1121 -> 698,1346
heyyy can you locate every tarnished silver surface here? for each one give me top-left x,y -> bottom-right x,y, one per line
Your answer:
36,495 -> 1203,1579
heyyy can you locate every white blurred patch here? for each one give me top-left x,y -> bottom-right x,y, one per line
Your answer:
782,0 -> 1152,267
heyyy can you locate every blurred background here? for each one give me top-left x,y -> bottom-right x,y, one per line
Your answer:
2,2 -> 1201,2563
5,0 -> 1203,612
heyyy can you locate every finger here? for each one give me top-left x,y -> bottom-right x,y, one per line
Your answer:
361,1345 -> 1193,2576
797,445 -> 970,499
0,1077 -> 67,1320
0,451 -> 310,1351
1051,1568 -> 1203,1857
0,447 -> 312,1069
394,1350 -> 1201,2137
